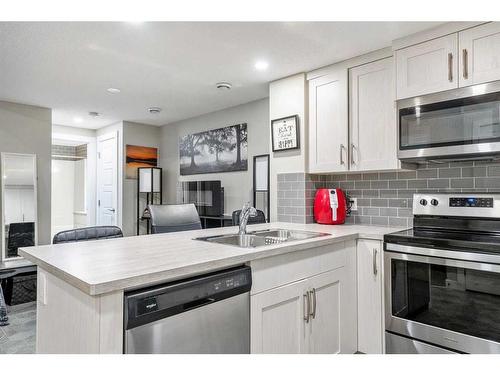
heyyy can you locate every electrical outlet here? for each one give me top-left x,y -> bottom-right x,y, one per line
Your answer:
350,197 -> 358,211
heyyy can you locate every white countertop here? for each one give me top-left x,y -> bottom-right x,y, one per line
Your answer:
19,222 -> 404,296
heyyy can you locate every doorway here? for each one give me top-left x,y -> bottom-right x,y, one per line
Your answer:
50,132 -> 97,238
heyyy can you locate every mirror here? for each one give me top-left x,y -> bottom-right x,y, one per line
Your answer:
1,153 -> 38,260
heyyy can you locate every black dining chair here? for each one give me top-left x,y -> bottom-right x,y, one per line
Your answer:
148,204 -> 202,234
231,209 -> 267,226
52,226 -> 123,244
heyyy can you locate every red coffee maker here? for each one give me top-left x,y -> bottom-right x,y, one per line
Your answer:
313,189 -> 347,225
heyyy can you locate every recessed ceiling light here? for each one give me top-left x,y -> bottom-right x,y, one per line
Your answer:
73,117 -> 83,124
254,60 -> 269,71
216,82 -> 232,90
148,107 -> 162,114
107,87 -> 121,94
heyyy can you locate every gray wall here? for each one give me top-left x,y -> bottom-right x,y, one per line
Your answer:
0,101 -> 52,246
122,121 -> 161,236
160,98 -> 269,216
277,160 -> 500,227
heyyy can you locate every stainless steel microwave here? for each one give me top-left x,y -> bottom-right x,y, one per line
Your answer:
397,81 -> 500,162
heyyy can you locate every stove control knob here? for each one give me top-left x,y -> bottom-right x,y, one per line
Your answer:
431,199 -> 439,206
419,199 -> 428,206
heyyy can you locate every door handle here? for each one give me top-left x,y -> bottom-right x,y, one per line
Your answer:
108,208 -> 116,213
462,49 -> 468,79
310,288 -> 317,319
448,53 -> 453,82
340,144 -> 346,165
373,248 -> 378,275
303,291 -> 310,323
350,144 -> 356,165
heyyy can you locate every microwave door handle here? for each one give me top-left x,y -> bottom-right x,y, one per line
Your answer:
448,53 -> 453,82
463,49 -> 468,79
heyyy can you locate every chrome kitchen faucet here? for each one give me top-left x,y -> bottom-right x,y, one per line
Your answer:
238,202 -> 258,235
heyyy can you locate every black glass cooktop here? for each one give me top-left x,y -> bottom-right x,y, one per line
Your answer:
384,228 -> 500,255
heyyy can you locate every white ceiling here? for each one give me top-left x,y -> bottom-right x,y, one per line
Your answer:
0,22 -> 442,129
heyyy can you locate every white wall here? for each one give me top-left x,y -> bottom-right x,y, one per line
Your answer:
160,98 -> 269,216
0,101 -> 52,248
269,74 -> 308,221
51,159 -> 75,234
52,124 -> 96,138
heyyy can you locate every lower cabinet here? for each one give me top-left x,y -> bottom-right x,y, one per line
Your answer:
250,242 -> 356,354
356,239 -> 384,354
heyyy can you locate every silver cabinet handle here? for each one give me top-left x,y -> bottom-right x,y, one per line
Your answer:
303,292 -> 310,323
448,53 -> 453,82
340,144 -> 346,165
462,49 -> 468,79
310,288 -> 317,319
373,248 -> 378,275
350,144 -> 356,165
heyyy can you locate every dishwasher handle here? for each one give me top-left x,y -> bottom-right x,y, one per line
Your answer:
183,297 -> 216,310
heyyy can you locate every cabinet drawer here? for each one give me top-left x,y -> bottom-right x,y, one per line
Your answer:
250,240 -> 355,295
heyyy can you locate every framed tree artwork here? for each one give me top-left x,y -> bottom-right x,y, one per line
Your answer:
179,123 -> 248,175
271,115 -> 299,152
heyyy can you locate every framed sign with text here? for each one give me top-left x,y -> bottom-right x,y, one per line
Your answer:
271,115 -> 299,152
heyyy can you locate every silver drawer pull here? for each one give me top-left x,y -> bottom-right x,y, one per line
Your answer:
310,288 -> 317,319
373,248 -> 378,275
303,292 -> 310,323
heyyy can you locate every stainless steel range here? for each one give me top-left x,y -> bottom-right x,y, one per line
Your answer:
384,193 -> 500,354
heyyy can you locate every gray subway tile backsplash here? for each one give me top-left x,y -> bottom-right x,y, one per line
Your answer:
276,160 -> 500,227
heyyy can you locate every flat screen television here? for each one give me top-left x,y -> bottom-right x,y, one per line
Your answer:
180,181 -> 224,217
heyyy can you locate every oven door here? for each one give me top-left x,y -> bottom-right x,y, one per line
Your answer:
385,246 -> 500,353
397,82 -> 500,161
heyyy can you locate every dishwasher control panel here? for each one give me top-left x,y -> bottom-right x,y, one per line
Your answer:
124,266 -> 252,330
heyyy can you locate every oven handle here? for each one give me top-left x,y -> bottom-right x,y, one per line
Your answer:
385,242 -> 500,267
384,245 -> 500,274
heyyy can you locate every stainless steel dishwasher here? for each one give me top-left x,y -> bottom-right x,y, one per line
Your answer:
124,265 -> 251,354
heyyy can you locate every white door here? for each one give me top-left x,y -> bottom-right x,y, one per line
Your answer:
349,57 -> 398,171
459,22 -> 500,87
396,34 -> 458,99
308,68 -> 349,173
357,239 -> 384,354
306,267 -> 356,354
97,132 -> 118,226
250,279 -> 308,354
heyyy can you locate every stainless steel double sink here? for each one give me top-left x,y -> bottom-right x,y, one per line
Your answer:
194,229 -> 330,248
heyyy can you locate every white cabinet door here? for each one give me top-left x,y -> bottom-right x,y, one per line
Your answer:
306,267 -> 353,354
357,239 -> 384,354
396,34 -> 458,99
308,68 -> 348,173
251,279 -> 308,354
349,57 -> 398,171
459,22 -> 500,87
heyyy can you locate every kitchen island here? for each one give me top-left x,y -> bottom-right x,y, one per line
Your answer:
19,222 -> 402,354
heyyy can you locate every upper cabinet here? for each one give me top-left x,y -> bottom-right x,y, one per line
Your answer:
459,22 -> 500,87
396,22 -> 500,99
349,57 -> 398,171
308,67 -> 348,173
396,34 -> 458,99
308,54 -> 400,174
